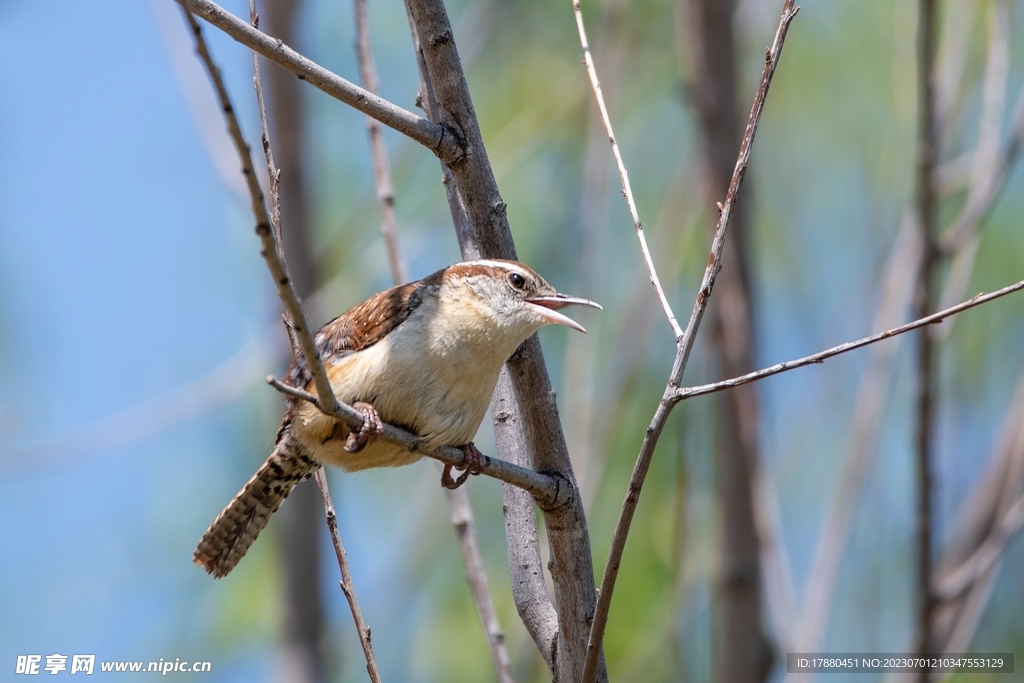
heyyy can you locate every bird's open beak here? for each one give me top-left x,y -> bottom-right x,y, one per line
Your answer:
526,294 -> 603,333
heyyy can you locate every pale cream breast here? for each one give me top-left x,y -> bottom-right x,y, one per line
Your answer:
291,292 -> 534,472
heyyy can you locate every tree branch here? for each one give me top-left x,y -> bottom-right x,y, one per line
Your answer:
180,1 -> 345,423
571,0 -> 681,340
349,9 -> 513,675
249,4 -> 282,256
182,1 -> 570,510
403,0 -> 604,678
495,372 -> 560,672
913,0 -> 939,665
446,485 -> 516,683
173,0 -> 463,164
582,4 -> 799,681
314,469 -> 382,683
265,376 -> 568,508
353,0 -> 409,287
671,279 -> 1024,402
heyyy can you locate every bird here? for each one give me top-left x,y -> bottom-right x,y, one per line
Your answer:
193,259 -> 600,577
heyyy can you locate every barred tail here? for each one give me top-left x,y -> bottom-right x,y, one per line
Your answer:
194,431 -> 318,578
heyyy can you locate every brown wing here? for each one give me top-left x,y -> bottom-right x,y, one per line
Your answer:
283,272 -> 441,391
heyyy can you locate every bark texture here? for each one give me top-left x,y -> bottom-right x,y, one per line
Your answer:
403,0 -> 605,678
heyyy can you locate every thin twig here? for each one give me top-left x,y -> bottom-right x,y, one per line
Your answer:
446,487 -> 516,683
314,469 -> 382,683
572,0 -> 681,340
671,279 -> 1024,402
182,3 -> 566,509
353,0 -> 409,286
265,377 -> 568,508
174,0 -> 463,164
180,2 -> 343,420
227,4 -> 350,676
674,3 -> 799,382
249,1 -> 283,256
581,4 -> 799,681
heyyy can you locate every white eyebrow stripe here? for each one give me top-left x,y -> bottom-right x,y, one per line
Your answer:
469,259 -> 532,278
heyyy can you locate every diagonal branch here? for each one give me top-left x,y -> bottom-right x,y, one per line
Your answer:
181,0 -> 567,509
249,6 -> 283,256
671,279 -> 1024,402
173,0 -> 463,164
187,5 -> 363,680
353,0 -> 409,287
314,469 -> 382,683
265,377 -> 567,507
403,0 -> 604,679
581,3 -> 800,681
673,2 -> 799,382
571,0 -> 681,339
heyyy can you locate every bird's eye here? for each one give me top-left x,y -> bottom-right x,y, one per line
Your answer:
508,272 -> 526,289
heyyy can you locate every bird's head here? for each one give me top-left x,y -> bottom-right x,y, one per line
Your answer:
439,260 -> 602,339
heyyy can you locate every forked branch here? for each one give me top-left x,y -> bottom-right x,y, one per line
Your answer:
672,279 -> 1024,402
179,1 -> 567,508
173,0 -> 463,164
581,3 -> 800,681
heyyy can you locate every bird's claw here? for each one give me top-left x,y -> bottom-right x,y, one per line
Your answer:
344,401 -> 384,453
441,442 -> 485,489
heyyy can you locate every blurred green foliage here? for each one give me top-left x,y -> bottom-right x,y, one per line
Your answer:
3,0 -> 1022,680
266,0 -> 1024,680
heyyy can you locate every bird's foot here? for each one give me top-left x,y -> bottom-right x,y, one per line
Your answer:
344,401 -> 384,453
441,442 -> 486,489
